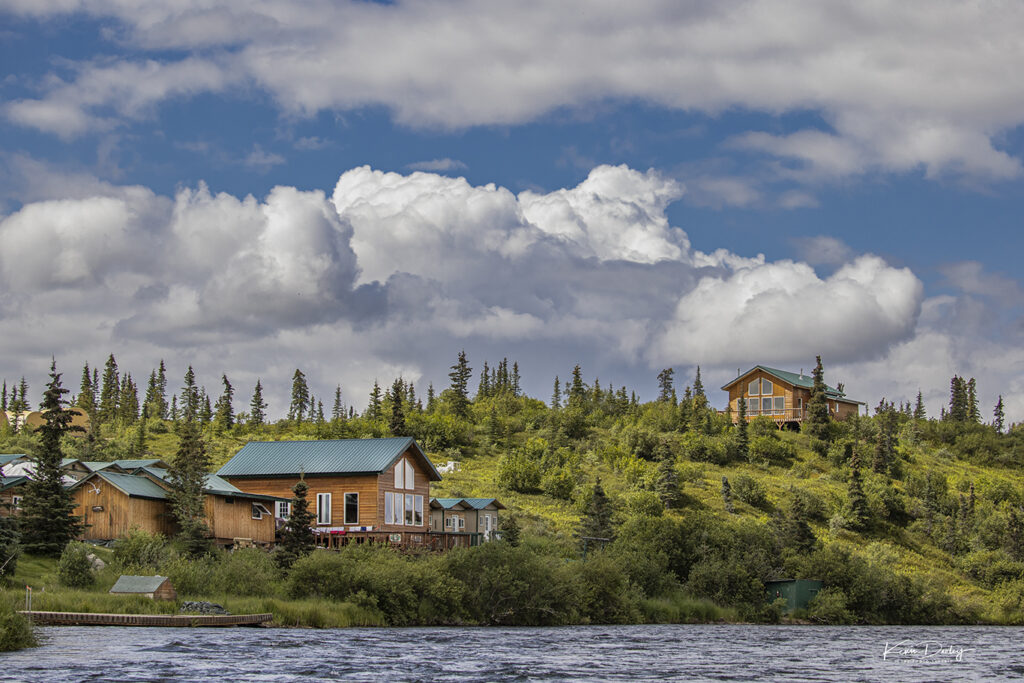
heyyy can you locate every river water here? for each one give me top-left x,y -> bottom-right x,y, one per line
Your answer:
1,624 -> 1020,681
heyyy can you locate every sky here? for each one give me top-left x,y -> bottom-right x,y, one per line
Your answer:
0,0 -> 1022,422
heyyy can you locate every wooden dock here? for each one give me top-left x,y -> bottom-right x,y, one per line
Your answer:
19,611 -> 273,627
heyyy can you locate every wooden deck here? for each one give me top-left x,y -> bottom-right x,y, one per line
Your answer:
19,611 -> 272,627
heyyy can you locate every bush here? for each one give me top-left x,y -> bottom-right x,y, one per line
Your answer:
58,542 -> 95,589
542,465 -> 576,500
0,515 -> 18,583
679,433 -> 730,465
808,588 -> 856,624
749,417 -> 779,438
113,529 -> 169,570
163,554 -> 217,596
497,450 -> 542,493
0,605 -> 37,652
748,435 -> 796,466
731,475 -> 768,508
214,548 -> 280,597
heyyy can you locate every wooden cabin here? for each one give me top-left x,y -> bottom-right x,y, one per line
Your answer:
217,437 -> 444,548
722,365 -> 863,428
110,575 -> 176,600
0,475 -> 27,516
69,469 -> 283,546
430,497 -> 504,541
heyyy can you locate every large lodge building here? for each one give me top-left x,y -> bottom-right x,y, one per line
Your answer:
722,365 -> 863,428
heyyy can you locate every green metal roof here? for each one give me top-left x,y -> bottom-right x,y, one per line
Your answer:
461,498 -> 505,510
1,476 -> 27,491
109,575 -> 171,594
130,466 -> 284,502
216,437 -> 442,481
0,454 -> 26,468
432,498 -> 472,510
80,471 -> 170,501
113,459 -> 167,470
722,365 -> 861,402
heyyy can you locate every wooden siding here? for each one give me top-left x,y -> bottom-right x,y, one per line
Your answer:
725,369 -> 859,423
204,495 -> 277,544
224,446 -> 433,533
0,487 -> 23,517
73,485 -> 175,540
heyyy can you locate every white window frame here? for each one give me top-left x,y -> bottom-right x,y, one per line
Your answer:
344,492 -> 359,525
251,502 -> 271,520
413,495 -> 423,526
748,380 -> 760,396
405,460 -> 415,490
761,396 -> 773,413
276,501 -> 291,519
457,516 -> 465,530
385,492 -> 395,524
445,515 -> 453,530
774,396 -> 785,414
394,460 -> 404,489
394,492 -> 404,526
316,493 -> 332,525
404,493 -> 414,525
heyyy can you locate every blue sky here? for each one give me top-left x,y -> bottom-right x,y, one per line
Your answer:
1,1 -> 1022,421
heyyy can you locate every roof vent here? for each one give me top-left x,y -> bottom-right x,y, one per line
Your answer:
800,369 -> 804,379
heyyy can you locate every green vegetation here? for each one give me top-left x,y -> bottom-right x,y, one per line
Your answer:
2,353 -> 1024,631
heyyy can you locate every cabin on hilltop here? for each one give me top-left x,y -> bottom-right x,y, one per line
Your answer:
218,437 -> 477,550
722,365 -> 863,429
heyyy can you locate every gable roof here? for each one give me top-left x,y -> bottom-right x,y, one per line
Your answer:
109,575 -> 171,594
131,466 -> 285,502
722,365 -> 862,403
461,497 -> 506,510
216,437 -> 442,481
73,471 -> 170,501
0,454 -> 27,468
431,498 -> 474,510
113,458 -> 169,470
1,476 -> 27,491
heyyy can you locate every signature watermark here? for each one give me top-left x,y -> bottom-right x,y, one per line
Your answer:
883,640 -> 974,664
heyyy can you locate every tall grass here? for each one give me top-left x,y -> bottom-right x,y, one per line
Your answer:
0,596 -> 37,652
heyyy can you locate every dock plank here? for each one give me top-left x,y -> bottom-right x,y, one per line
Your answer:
18,611 -> 273,627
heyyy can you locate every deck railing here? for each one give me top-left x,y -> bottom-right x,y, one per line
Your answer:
743,407 -> 806,421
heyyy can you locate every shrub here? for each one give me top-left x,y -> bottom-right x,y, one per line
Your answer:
808,588 -> 856,624
57,542 -> 95,589
748,435 -> 796,466
0,515 -> 18,583
731,475 -> 768,508
214,548 -> 280,597
542,465 -> 576,500
497,450 -> 542,493
749,417 -> 779,438
163,553 -> 217,596
679,433 -> 730,465
0,605 -> 37,652
113,529 -> 169,570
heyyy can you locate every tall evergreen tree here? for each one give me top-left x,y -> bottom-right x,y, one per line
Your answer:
156,360 -> 169,419
249,379 -> 267,427
77,363 -> 94,418
551,376 -> 561,409
844,447 -> 869,531
167,368 -> 211,557
275,480 -> 316,569
579,478 -> 614,541
948,376 -> 969,422
389,378 -> 407,436
367,380 -> 383,420
19,360 -> 83,556
656,368 -> 675,402
913,390 -> 926,420
804,355 -> 830,440
968,378 -> 980,423
98,354 -> 119,424
692,366 -> 705,401
199,390 -> 213,424
784,492 -> 816,553
994,396 -> 1005,434
872,400 -> 898,476
119,373 -> 139,424
721,476 -> 735,513
426,383 -> 436,413
568,364 -> 586,407
332,385 -> 345,421
448,350 -> 472,419
478,361 -> 491,398
143,369 -> 161,420
288,369 -> 310,422
512,361 -> 521,396
735,396 -> 749,459
214,374 -> 235,430
133,405 -> 148,456
1,379 -> 6,412
656,454 -> 682,509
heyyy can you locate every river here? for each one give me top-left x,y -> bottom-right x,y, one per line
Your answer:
1,624 -> 1021,681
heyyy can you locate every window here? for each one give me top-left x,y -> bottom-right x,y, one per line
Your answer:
11,495 -> 21,509
774,396 -> 785,413
414,495 -> 423,526
251,503 -> 271,520
457,516 -> 465,530
405,460 -> 415,490
394,493 -> 404,526
445,515 -> 453,529
316,493 -> 332,525
344,493 -> 359,525
395,460 -> 404,489
748,380 -> 759,396
761,379 -> 773,395
798,398 -> 804,411
224,497 -> 235,505
276,501 -> 291,519
762,397 -> 772,413
484,514 -> 492,532
405,494 -> 414,525
385,492 -> 395,524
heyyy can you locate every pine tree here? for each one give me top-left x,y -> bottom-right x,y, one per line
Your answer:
199,391 -> 213,425
785,492 -> 817,553
968,378 -> 980,423
551,376 -> 561,409
214,374 -> 235,430
332,385 -> 344,422
275,480 -> 316,569
692,366 -> 705,402
98,354 -> 119,424
579,478 -> 614,541
170,395 -> 179,423
568,364 -> 586,407
721,476 -> 734,513
948,376 -> 969,422
77,363 -> 94,418
994,396 -> 1005,434
407,383 -> 417,412
872,400 -> 898,476
913,390 -> 926,420
657,368 -> 675,402
167,368 -> 211,557
512,361 -> 521,396
656,454 -> 682,509
367,380 -> 383,420
120,373 -> 139,424
426,383 -> 436,413
249,380 -> 267,427
500,514 -> 521,546
478,361 -> 491,399
316,400 -> 325,424
143,369 -> 161,420
804,355 -> 830,440
389,378 -> 406,436
288,369 -> 310,422
448,350 -> 472,419
845,449 -> 869,531
1,379 -> 6,413
156,360 -> 169,419
19,360 -> 83,556
735,396 -> 749,460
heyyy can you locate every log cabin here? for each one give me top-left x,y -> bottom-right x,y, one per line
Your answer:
722,365 -> 864,428
217,437 -> 445,548
69,469 -> 283,546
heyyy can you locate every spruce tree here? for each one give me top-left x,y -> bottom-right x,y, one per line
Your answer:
448,350 -> 472,419
389,378 -> 406,435
1,379 -> 6,412
656,368 -> 674,402
276,479 -> 317,569
199,391 -> 212,424
968,378 -> 980,423
288,369 -> 310,422
656,454 -> 682,509
512,361 -> 521,396
367,380 -> 383,420
994,396 -> 1005,434
214,374 -> 235,430
98,354 -> 119,424
844,448 -> 869,531
913,390 -> 926,420
249,379 -> 267,427
19,360 -> 83,556
804,355 -> 830,440
133,406 -> 148,456
478,361 -> 491,399
579,478 -> 614,541
786,492 -> 816,553
167,367 -> 211,557
948,376 -> 968,422
692,366 -> 706,404
143,369 -> 161,420
426,383 -> 436,413
551,376 -> 561,409
735,396 -> 749,459
77,363 -> 95,418
332,385 -> 344,421
568,364 -> 586,407
156,360 -> 169,419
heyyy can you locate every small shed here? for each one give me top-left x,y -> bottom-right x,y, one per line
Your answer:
764,579 -> 823,611
109,575 -> 177,601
